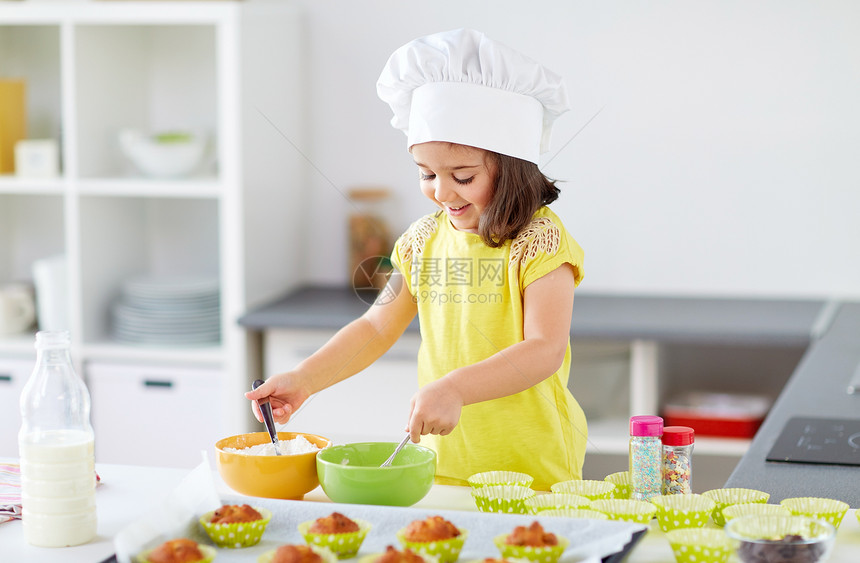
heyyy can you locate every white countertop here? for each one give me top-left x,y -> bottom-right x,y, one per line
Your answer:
2,461 -> 859,562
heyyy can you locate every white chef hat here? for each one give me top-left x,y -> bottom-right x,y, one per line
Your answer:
377,28 -> 569,165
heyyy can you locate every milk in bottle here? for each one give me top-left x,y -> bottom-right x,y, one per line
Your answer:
18,330 -> 97,547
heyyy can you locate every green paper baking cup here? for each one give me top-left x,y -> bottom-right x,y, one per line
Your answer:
199,507 -> 272,548
493,534 -> 570,563
472,485 -> 536,514
538,508 -> 609,520
259,544 -> 339,563
650,494 -> 716,532
590,499 -> 657,524
396,528 -> 468,563
298,518 -> 372,559
524,493 -> 590,514
779,496 -> 850,529
358,549 -> 438,563
137,544 -> 217,563
603,471 -> 631,500
467,471 -> 534,489
702,488 -> 769,526
665,528 -> 732,563
721,502 -> 790,522
549,479 -> 615,500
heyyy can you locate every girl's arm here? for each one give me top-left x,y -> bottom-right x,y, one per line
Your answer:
407,263 -> 576,439
246,272 -> 417,423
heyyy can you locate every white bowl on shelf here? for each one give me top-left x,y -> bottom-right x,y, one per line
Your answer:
118,129 -> 208,178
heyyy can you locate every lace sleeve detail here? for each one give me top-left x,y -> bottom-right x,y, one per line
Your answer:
397,214 -> 438,264
509,216 -> 561,271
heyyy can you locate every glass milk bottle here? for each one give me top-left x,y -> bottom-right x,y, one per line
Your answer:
18,331 -> 97,547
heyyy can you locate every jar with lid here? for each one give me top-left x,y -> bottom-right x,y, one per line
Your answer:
347,187 -> 392,291
18,330 -> 97,547
662,425 -> 695,495
629,415 -> 663,501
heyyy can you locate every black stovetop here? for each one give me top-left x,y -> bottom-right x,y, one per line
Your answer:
767,416 -> 860,466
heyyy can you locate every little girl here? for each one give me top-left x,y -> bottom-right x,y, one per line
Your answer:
247,28 -> 587,490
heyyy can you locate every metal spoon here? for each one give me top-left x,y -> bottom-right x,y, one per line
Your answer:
380,433 -> 411,467
251,379 -> 281,455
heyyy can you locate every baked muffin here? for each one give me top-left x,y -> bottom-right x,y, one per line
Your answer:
309,512 -> 361,534
492,522 -> 569,563
403,516 -> 461,542
272,545 -> 324,563
258,544 -> 338,563
397,516 -> 467,563
298,512 -> 371,559
376,546 -> 427,563
139,538 -> 216,563
210,504 -> 263,524
200,505 -> 272,548
504,522 -> 557,547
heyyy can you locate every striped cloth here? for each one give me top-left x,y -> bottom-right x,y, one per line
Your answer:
0,463 -> 21,524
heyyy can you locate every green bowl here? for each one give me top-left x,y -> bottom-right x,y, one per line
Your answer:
316,442 -> 436,506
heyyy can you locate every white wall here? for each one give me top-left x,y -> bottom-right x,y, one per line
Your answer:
277,0 -> 860,300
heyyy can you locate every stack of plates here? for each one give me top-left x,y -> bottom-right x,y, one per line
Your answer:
111,276 -> 221,345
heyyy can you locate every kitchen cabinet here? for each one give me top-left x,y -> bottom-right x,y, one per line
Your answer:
0,356 -> 31,457
87,361 -> 224,467
0,1 -> 307,462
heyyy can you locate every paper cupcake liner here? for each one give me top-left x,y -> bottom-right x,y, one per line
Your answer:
396,528 -> 468,563
538,508 -> 609,520
702,488 -> 769,526
589,499 -> 657,524
779,497 -> 850,529
467,471 -> 534,489
524,493 -> 591,514
472,485 -> 536,514
549,479 -> 615,500
492,534 -> 570,563
721,503 -> 790,522
650,494 -> 716,532
137,544 -> 217,563
199,507 -> 272,548
665,528 -> 732,563
298,518 -> 372,559
603,472 -> 631,500
259,544 -> 339,563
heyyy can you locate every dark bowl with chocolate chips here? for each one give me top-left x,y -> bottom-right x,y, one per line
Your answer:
725,515 -> 835,563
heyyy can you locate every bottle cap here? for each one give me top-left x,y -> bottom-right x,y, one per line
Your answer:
629,415 -> 663,437
662,426 -> 695,446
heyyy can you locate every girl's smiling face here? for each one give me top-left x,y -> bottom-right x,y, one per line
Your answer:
411,142 -> 496,233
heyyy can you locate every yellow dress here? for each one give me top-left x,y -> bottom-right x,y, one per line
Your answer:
390,206 -> 587,491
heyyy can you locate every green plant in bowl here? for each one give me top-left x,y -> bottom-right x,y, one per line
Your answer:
316,442 -> 436,506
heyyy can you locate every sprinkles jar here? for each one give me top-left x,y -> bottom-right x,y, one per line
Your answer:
629,415 -> 663,501
662,426 -> 695,495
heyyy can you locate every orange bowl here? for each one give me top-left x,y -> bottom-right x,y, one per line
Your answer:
215,431 -> 331,499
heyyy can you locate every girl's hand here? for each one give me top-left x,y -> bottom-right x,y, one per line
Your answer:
244,373 -> 311,425
407,378 -> 464,443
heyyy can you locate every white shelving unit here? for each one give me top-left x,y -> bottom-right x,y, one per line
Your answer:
0,1 -> 307,464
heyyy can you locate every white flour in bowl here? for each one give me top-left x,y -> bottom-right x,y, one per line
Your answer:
224,435 -> 321,456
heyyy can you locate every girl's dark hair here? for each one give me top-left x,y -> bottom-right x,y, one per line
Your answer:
478,151 -> 560,247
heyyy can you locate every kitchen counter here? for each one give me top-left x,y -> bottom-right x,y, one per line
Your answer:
2,461 -> 860,562
239,286 -> 830,345
238,287 -> 860,505
725,302 -> 860,504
